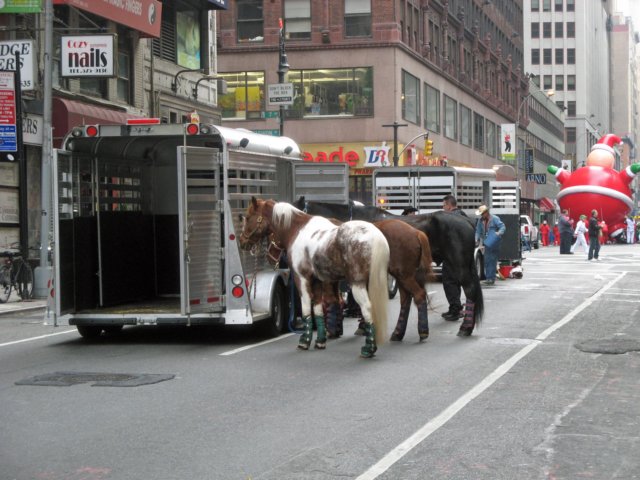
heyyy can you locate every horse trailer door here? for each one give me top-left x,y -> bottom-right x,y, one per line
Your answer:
489,180 -> 521,262
291,163 -> 350,204
177,146 -> 224,315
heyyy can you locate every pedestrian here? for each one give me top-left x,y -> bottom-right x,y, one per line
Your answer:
539,220 -> 550,246
599,219 -> 608,245
402,207 -> 418,216
440,194 -> 468,321
552,222 -> 560,246
475,205 -> 506,286
588,209 -> 602,261
559,209 -> 574,254
626,215 -> 635,244
571,214 -> 589,255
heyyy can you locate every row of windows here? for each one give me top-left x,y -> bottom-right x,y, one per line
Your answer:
401,70 -> 500,158
237,0 -> 372,42
538,74 -> 576,92
531,0 -> 575,12
531,48 -> 576,65
218,67 -> 374,120
531,22 -> 575,38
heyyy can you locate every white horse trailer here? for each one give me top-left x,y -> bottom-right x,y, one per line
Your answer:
46,122 -> 348,338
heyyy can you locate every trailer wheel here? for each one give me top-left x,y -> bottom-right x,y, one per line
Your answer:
103,325 -> 124,335
387,274 -> 398,299
258,283 -> 287,337
76,326 -> 103,339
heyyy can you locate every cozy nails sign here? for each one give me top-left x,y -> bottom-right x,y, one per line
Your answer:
61,35 -> 115,77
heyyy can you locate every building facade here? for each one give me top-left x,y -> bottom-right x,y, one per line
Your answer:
217,0 -> 563,211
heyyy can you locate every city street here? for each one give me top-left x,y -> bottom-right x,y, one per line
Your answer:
1,244 -> 640,480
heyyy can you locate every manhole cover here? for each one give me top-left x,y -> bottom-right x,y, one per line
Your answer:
575,338 -> 640,355
15,371 -> 175,387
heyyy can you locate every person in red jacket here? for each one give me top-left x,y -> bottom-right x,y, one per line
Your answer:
539,220 -> 550,246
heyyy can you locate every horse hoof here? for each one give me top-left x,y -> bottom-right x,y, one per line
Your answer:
456,328 -> 473,337
297,343 -> 310,350
360,351 -> 376,358
314,342 -> 326,350
390,333 -> 403,342
354,327 -> 365,336
419,332 -> 429,341
360,346 -> 377,358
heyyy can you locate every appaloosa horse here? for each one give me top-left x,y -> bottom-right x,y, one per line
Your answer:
293,197 -> 484,336
239,197 -> 389,358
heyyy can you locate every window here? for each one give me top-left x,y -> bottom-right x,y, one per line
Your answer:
78,14 -> 106,98
566,0 -> 574,12
116,27 -> 132,104
444,95 -> 457,141
424,83 -> 440,133
543,0 -> 551,11
566,127 -> 576,143
531,49 -> 540,65
285,0 -> 311,40
555,75 -> 564,91
485,120 -> 496,157
567,48 -> 575,64
567,22 -> 575,38
555,22 -> 563,37
460,104 -> 472,147
543,22 -> 551,38
218,71 -> 265,120
286,67 -> 373,118
473,113 -> 484,152
567,101 -> 576,116
555,49 -> 564,64
177,10 -> 201,69
402,70 -> 420,124
237,0 -> 264,42
543,75 -> 552,90
555,0 -> 563,12
345,0 -> 371,37
567,75 -> 576,91
531,23 -> 539,38
543,48 -> 552,65
531,0 -> 539,12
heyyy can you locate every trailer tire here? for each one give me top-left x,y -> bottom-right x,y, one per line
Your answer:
103,325 -> 124,335
258,282 -> 287,337
77,326 -> 103,339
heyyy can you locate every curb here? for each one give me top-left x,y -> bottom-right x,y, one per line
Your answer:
0,302 -> 47,316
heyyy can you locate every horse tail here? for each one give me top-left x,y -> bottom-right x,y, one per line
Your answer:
417,230 -> 436,283
469,261 -> 484,326
368,233 -> 390,345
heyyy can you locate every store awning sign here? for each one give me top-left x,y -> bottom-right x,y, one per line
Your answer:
0,72 -> 17,153
61,35 -> 115,77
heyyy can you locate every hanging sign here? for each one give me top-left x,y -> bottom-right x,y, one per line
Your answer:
0,72 -> 17,153
61,35 -> 115,77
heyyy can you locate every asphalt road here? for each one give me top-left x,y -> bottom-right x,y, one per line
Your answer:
1,244 -> 640,480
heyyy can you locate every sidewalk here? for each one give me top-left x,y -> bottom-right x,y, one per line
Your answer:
0,290 -> 47,316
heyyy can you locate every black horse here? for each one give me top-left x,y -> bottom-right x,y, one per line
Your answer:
293,197 -> 484,336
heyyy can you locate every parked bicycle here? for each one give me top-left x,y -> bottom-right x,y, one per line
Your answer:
0,246 -> 34,303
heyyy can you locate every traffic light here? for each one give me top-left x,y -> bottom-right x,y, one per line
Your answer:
424,139 -> 434,156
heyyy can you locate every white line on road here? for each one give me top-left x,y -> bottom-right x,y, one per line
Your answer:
219,333 -> 296,356
356,271 -> 627,480
0,329 -> 77,348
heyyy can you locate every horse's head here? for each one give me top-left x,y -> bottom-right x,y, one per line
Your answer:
239,197 -> 273,251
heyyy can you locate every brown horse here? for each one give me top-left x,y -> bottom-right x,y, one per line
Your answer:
239,197 -> 389,358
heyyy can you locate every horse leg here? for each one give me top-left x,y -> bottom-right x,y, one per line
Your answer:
390,287 -> 412,341
457,300 -> 476,337
314,283 -> 337,349
297,278 -> 314,350
351,284 -> 377,358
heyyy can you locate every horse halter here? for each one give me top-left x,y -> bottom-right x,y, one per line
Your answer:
266,234 -> 285,268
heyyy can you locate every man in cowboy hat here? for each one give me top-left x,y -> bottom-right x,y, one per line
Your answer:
475,204 -> 506,286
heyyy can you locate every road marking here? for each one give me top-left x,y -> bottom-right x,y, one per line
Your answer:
356,271 -> 627,480
219,333 -> 296,356
0,329 -> 77,348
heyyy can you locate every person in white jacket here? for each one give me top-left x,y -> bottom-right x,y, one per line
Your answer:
571,214 -> 589,254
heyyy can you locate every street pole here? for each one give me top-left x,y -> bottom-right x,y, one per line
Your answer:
34,0 -> 53,299
277,18 -> 289,137
382,121 -> 408,166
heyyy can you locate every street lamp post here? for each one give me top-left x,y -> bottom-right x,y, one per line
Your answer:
382,121 -> 408,166
277,18 -> 289,137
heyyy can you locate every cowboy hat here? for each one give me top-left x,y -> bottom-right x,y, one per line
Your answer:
475,205 -> 489,216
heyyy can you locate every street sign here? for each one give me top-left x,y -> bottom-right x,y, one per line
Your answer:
267,83 -> 294,106
0,71 -> 17,152
526,173 -> 547,184
262,111 -> 279,118
525,148 -> 534,174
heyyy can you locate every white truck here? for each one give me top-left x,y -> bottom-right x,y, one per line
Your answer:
372,166 -> 522,275
520,214 -> 539,249
46,121 -> 349,338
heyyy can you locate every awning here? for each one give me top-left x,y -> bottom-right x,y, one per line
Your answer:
537,197 -> 556,212
52,97 -> 141,148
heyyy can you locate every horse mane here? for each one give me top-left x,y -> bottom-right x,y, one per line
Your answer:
272,202 -> 303,229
